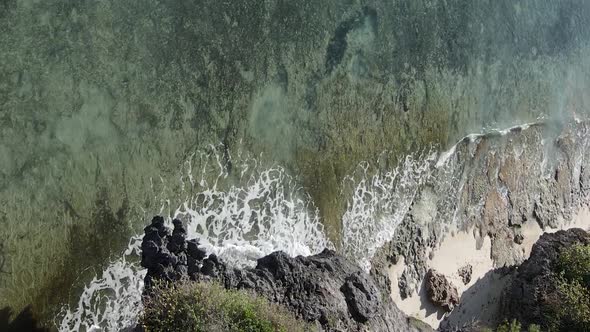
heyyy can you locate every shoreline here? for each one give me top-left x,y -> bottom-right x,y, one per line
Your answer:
389,206 -> 590,329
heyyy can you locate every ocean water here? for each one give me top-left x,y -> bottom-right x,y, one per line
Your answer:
58,119 -> 590,331
1,1 -> 590,330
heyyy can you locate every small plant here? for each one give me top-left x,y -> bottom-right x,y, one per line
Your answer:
494,320 -> 540,332
496,319 -> 520,332
141,280 -> 313,332
528,325 -> 541,332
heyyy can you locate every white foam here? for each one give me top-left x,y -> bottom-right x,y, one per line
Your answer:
58,154 -> 331,331
59,120 -> 567,331
342,120 -> 553,273
175,165 -> 332,267
58,236 -> 144,332
341,152 -> 437,271
435,121 -> 541,168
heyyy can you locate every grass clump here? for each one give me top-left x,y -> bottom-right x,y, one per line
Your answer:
489,320 -> 540,332
140,281 -> 313,332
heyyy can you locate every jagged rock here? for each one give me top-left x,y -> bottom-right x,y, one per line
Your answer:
340,272 -> 380,323
141,216 -> 207,290
377,216 -> 434,300
140,216 -> 420,331
425,269 -> 459,312
376,123 -> 590,303
458,264 -> 473,285
501,228 -> 590,328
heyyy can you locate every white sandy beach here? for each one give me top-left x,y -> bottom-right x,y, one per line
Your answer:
389,207 -> 590,329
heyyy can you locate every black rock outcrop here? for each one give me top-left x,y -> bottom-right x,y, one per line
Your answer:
501,228 -> 590,328
141,216 -> 208,290
140,216 -> 421,331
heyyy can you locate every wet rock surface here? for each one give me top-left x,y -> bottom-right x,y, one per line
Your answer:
140,216 -> 420,332
424,269 -> 459,312
0,306 -> 48,332
501,228 -> 590,328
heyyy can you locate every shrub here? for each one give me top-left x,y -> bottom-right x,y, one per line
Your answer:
496,319 -> 521,332
495,319 -> 539,332
553,278 -> 590,327
555,244 -> 590,285
140,281 -> 313,332
547,244 -> 590,332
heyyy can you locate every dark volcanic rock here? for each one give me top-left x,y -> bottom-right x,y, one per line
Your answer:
458,264 -> 473,285
340,272 -> 380,323
0,306 -> 48,332
141,216 -> 207,290
140,216 -> 420,331
514,233 -> 525,245
502,228 -> 590,328
425,269 -> 459,312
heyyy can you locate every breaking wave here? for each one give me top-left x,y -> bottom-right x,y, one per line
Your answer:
58,122 -> 552,331
58,152 -> 331,331
341,152 -> 437,272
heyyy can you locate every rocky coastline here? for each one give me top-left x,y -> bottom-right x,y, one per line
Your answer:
501,228 -> 590,330
137,215 -> 590,331
138,216 -> 424,332
366,121 -> 590,329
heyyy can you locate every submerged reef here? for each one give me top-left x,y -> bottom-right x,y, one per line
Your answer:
3,0 -> 590,325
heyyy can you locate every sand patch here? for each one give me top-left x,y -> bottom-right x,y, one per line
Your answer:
519,206 -> 590,257
389,206 -> 590,329
558,206 -> 590,231
390,229 -> 494,327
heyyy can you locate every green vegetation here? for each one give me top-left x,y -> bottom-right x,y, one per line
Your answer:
141,281 -> 313,332
480,320 -> 539,332
2,0 -> 590,325
547,244 -> 590,332
555,243 -> 590,285
490,320 -> 540,332
492,244 -> 590,332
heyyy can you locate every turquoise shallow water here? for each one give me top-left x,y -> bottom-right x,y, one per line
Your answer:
1,1 -> 590,328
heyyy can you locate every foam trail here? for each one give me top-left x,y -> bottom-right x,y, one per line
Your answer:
176,165 -> 331,267
58,236 -> 144,332
436,121 -> 543,168
58,154 -> 330,331
342,120 -> 546,271
61,124 -> 555,331
341,152 -> 437,272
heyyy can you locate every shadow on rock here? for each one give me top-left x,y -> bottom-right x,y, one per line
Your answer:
438,267 -> 515,331
0,306 -> 48,332
414,277 -> 448,321
501,228 -> 590,330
